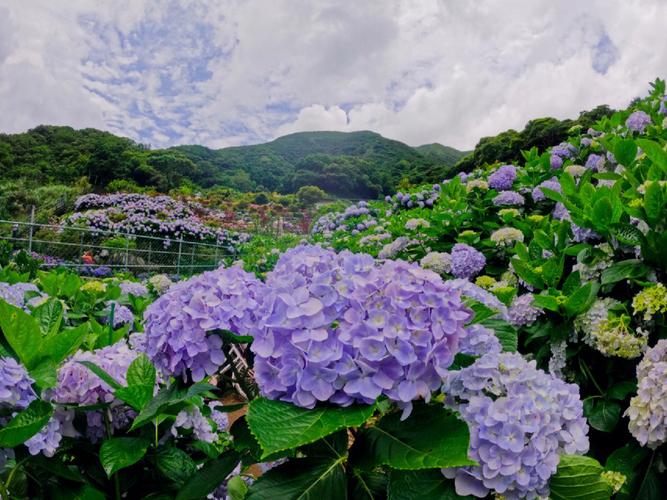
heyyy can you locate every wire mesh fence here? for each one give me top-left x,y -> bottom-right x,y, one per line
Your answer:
0,218 -> 237,276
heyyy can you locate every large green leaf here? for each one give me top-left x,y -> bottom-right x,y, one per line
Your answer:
564,282 -> 599,316
0,300 -> 42,367
601,259 -> 651,285
41,323 -> 88,365
115,384 -> 155,411
636,138 -> 667,174
33,298 -> 63,336
614,138 -> 638,166
350,404 -> 473,470
510,258 -> 545,290
176,451 -> 240,500
0,399 -> 53,447
585,399 -> 621,432
245,457 -> 347,500
156,447 -> 198,486
126,353 -> 156,387
349,469 -> 387,500
246,398 -> 375,458
644,181 -> 663,226
605,443 -> 649,499
387,469 -> 463,500
99,437 -> 150,477
550,455 -> 613,500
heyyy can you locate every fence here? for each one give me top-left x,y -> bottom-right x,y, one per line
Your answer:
0,217 -> 236,276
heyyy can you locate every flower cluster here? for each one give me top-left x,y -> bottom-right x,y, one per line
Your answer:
585,153 -> 606,171
378,236 -> 413,259
590,316 -> 647,359
148,274 -> 174,295
119,281 -> 150,298
450,244 -> 486,279
632,283 -> 667,321
550,142 -> 577,169
442,352 -> 589,499
488,165 -> 517,190
459,324 -> 501,356
626,110 -> 651,133
508,294 -> 543,327
493,191 -> 525,207
419,251 -> 452,275
142,265 -> 264,381
404,218 -> 430,231
311,201 -> 373,235
390,186 -> 440,211
251,245 -> 470,412
625,339 -> 667,448
0,282 -> 45,310
0,357 -> 36,408
531,177 -> 561,202
466,179 -> 489,193
172,406 -> 217,443
103,301 -> 135,328
490,227 -> 524,248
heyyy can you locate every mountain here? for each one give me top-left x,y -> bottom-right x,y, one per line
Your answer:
0,127 -> 466,197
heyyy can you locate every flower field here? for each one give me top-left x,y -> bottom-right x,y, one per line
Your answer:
1,80 -> 667,499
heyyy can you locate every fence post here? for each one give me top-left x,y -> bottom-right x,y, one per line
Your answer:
177,237 -> 183,275
28,205 -> 35,253
124,237 -> 130,272
190,244 -> 195,274
214,246 -> 219,269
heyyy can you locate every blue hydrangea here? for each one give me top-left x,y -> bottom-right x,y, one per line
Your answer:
119,281 -> 149,298
442,352 -> 589,499
0,357 -> 36,408
251,245 -> 470,414
550,155 -> 563,169
626,110 -> 651,133
585,153 -> 605,171
459,324 -> 501,356
103,301 -> 135,328
25,418 -> 62,457
532,177 -> 561,202
492,191 -> 525,207
508,294 -> 543,327
172,406 -> 217,443
488,165 -> 517,190
450,244 -> 486,280
142,265 -> 265,381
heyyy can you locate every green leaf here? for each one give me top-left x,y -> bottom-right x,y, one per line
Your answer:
156,447 -> 198,486
77,360 -> 123,391
550,455 -> 613,500
510,258 -> 544,290
611,223 -> 645,246
585,399 -> 621,432
605,443 -> 649,499
246,398 -> 375,458
601,259 -> 651,285
637,138 -> 667,174
227,475 -> 250,500
176,451 -> 240,500
41,323 -> 88,365
532,294 -> 560,312
115,384 -> 155,411
99,437 -> 150,477
30,358 -> 58,389
608,380 -> 637,400
0,300 -> 42,367
564,282 -> 599,316
614,139 -> 638,166
245,457 -> 347,500
33,298 -> 63,336
350,404 -> 474,470
387,469 -> 463,500
480,318 -> 517,352
644,181 -> 663,226
592,197 -> 613,228
0,399 -> 53,447
126,354 -> 156,388
349,469 -> 387,500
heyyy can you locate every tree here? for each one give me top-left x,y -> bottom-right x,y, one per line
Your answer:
296,185 -> 326,205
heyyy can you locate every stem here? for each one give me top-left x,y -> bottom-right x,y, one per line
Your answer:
154,419 -> 159,448
5,457 -> 29,490
0,480 -> 10,500
579,358 -> 604,395
636,450 -> 655,499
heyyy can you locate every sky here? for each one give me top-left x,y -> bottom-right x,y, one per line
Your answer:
0,0 -> 665,150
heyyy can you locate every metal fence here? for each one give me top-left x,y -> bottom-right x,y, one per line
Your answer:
0,217 -> 236,276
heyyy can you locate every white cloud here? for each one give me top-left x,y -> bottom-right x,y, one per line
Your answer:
0,0 -> 665,149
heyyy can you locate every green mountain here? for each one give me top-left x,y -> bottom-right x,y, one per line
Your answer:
0,127 -> 466,197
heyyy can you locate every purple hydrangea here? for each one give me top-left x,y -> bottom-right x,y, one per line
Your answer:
532,177 -> 561,202
450,244 -> 486,280
251,245 -> 470,414
142,265 -> 264,381
585,154 -> 605,171
25,418 -> 62,457
659,98 -> 666,115
508,294 -> 543,327
0,282 -> 43,309
172,406 -> 217,443
442,352 -> 589,499
551,142 -> 577,159
492,191 -> 525,207
103,301 -> 135,328
488,165 -> 517,190
459,324 -> 501,356
626,110 -> 651,133
550,155 -> 563,169
0,357 -> 36,408
581,137 -> 593,147
119,281 -> 149,298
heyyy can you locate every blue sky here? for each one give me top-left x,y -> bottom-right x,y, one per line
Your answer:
0,0 -> 665,150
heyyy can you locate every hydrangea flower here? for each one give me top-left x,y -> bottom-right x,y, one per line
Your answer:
378,237 -> 412,259
585,154 -> 605,171
419,252 -> 452,275
632,283 -> 667,321
492,191 -> 525,207
0,282 -> 44,310
442,352 -> 589,499
251,245 -> 471,413
450,244 -> 486,280
626,110 -> 651,133
625,339 -> 667,448
508,294 -> 543,327
103,301 -> 135,328
404,218 -> 430,230
148,274 -> 173,295
25,418 -> 62,457
142,265 -> 264,381
565,164 -> 586,177
550,155 -> 563,169
119,281 -> 149,298
0,357 -> 36,408
488,165 -> 517,190
490,228 -> 524,248
466,179 -> 489,193
81,281 -> 107,294
531,177 -> 561,202
172,406 -> 217,443
459,324 -> 501,356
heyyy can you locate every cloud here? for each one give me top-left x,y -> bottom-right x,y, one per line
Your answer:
0,0 -> 665,150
